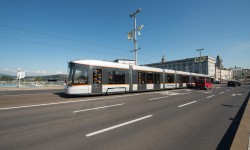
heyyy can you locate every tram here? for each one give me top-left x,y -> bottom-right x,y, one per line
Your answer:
64,59 -> 211,95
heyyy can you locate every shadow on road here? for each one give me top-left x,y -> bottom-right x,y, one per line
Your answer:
53,92 -> 107,99
216,92 -> 250,149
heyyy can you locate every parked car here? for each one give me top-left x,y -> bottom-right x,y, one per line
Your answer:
195,79 -> 212,90
227,81 -> 238,87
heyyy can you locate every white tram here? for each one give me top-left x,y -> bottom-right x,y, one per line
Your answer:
65,60 -> 211,95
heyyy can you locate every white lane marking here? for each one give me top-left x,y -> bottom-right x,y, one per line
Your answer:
148,96 -> 169,101
0,93 -> 154,111
73,103 -> 124,113
86,115 -> 153,137
227,90 -> 230,92
232,94 -> 243,96
206,95 -> 215,98
203,91 -> 212,94
160,91 -> 191,96
178,101 -> 197,108
219,92 -> 224,94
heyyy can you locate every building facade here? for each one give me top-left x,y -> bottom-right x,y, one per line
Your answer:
231,67 -> 244,80
144,56 -> 215,79
243,69 -> 250,82
215,67 -> 232,82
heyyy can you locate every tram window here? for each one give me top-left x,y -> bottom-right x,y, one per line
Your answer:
93,69 -> 102,84
138,72 -> 146,84
166,74 -> 174,83
108,70 -> 125,84
154,73 -> 160,84
183,76 -> 189,83
147,73 -> 153,84
192,76 -> 197,83
73,67 -> 88,84
178,75 -> 183,83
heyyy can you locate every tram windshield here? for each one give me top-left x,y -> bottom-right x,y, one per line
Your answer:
67,63 -> 88,85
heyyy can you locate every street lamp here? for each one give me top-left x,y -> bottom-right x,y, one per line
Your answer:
128,8 -> 142,66
196,48 -> 204,74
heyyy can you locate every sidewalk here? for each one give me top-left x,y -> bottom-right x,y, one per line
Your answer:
231,93 -> 250,150
0,86 -> 64,91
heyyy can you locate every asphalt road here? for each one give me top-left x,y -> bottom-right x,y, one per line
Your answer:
0,85 -> 249,150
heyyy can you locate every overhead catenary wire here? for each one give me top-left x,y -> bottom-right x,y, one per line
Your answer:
0,24 -> 163,64
0,36 -> 129,58
0,24 -> 129,53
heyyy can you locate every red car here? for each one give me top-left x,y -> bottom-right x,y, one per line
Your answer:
195,79 -> 212,90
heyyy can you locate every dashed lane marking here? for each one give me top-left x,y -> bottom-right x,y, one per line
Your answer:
206,95 -> 215,99
148,96 -> 169,101
178,101 -> 197,108
73,103 -> 125,113
86,115 -> 153,137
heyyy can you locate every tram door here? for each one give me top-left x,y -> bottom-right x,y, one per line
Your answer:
92,69 -> 102,94
179,75 -> 183,88
138,72 -> 146,91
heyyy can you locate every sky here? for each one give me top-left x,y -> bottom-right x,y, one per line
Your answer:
0,0 -> 249,76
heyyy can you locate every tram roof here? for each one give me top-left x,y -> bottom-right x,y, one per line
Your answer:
69,59 -> 130,69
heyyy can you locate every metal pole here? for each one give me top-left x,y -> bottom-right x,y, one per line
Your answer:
196,48 -> 204,74
18,78 -> 20,88
129,8 -> 141,66
199,50 -> 201,74
133,15 -> 138,65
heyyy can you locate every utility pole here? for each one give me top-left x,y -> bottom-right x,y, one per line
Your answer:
196,48 -> 204,74
128,8 -> 143,66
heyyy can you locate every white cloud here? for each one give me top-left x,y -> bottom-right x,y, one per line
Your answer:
1,68 -> 67,76
26,70 -> 52,76
56,71 -> 66,74
0,69 -> 17,76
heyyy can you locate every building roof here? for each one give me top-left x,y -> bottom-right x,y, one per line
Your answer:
144,56 -> 215,66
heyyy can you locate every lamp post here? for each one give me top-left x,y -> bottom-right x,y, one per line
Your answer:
196,48 -> 204,74
129,8 -> 142,66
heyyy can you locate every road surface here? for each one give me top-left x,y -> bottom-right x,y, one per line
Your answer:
0,85 -> 249,150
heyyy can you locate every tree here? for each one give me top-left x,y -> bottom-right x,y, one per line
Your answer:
0,76 -> 14,81
35,76 -> 43,81
216,55 -> 223,69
